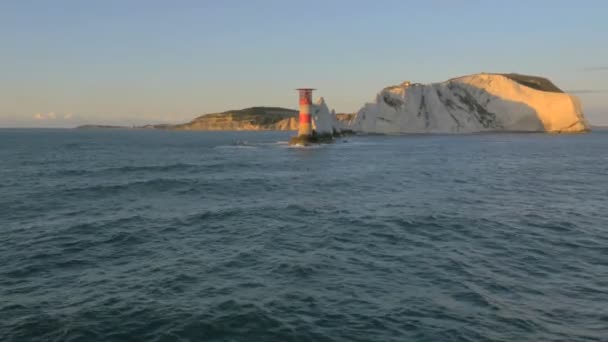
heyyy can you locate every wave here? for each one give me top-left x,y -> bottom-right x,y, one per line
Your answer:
60,178 -> 199,197
55,163 -> 202,177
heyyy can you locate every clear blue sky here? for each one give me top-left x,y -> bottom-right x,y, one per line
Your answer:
1,0 -> 607,127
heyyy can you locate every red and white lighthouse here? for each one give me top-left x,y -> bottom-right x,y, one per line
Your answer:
296,88 -> 315,137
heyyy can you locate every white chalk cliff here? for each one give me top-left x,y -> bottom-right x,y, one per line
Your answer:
312,97 -> 344,135
348,73 -> 589,133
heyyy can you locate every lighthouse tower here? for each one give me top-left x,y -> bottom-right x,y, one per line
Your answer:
296,88 -> 315,137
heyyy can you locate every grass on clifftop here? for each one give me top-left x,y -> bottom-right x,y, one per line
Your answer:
497,73 -> 564,93
192,107 -> 298,125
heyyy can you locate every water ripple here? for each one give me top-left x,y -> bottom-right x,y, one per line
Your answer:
1,130 -> 607,341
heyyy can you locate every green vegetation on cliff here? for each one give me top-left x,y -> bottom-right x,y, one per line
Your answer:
171,107 -> 298,130
497,73 -> 564,93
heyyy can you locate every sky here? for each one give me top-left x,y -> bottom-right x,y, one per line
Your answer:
1,0 -> 607,127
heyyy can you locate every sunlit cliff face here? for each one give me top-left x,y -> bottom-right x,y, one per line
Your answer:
349,74 -> 589,134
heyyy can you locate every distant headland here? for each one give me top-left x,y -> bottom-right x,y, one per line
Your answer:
77,73 -> 590,134
77,106 -> 355,132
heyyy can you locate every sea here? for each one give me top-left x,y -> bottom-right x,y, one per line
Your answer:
1,129 -> 607,342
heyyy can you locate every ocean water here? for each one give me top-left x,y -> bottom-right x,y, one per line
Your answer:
1,129 -> 607,342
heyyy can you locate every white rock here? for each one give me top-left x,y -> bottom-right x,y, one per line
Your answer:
312,97 -> 342,135
349,73 -> 589,133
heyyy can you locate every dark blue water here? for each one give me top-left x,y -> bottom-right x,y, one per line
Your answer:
1,129 -> 607,341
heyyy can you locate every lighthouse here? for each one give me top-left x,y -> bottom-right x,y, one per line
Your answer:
289,88 -> 317,145
296,88 -> 315,137
289,87 -> 335,145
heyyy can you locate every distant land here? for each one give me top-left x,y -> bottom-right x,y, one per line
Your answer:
77,73 -> 592,134
76,124 -> 132,130
77,107 -> 355,131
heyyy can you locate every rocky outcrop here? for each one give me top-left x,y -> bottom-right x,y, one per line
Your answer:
349,73 -> 590,133
311,97 -> 344,135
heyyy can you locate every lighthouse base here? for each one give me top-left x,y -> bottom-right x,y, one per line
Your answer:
288,131 -> 334,146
